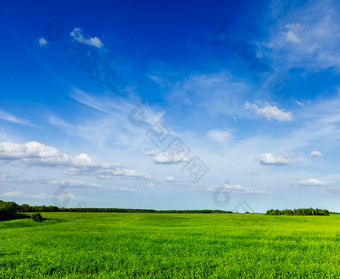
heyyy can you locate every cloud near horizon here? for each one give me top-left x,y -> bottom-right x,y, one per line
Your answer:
207,183 -> 268,195
0,141 -> 152,180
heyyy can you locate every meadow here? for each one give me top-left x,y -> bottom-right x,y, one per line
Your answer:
0,213 -> 339,278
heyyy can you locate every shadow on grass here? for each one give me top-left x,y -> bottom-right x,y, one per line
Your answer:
0,213 -> 54,222
0,213 -> 30,221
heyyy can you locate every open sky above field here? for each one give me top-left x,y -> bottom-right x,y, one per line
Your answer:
0,0 -> 340,212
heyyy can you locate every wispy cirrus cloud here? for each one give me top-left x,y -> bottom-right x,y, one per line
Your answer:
48,180 -> 102,188
109,187 -> 137,193
0,109 -> 36,127
322,188 -> 340,195
207,183 -> 268,195
292,178 -> 335,187
0,173 -> 102,189
207,130 -> 233,143
162,71 -> 252,117
265,0 -> 340,72
0,191 -> 47,199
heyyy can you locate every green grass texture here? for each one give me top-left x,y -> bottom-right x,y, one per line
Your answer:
1,213 -> 339,278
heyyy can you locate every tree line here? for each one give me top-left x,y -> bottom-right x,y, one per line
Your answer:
266,208 -> 330,216
2,199 -> 334,221
1,199 -> 233,220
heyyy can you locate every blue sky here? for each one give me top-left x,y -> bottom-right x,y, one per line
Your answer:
1,0 -> 340,212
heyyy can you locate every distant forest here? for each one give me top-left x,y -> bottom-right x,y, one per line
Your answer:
1,199 -> 336,221
266,208 -> 330,216
1,199 -> 233,220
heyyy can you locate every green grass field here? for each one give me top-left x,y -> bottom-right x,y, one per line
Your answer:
0,213 -> 339,278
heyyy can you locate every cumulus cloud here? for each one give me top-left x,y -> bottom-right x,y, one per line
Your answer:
310,150 -> 323,157
0,141 -> 151,180
244,102 -> 293,122
207,183 -> 268,195
207,130 -> 233,143
70,28 -> 103,48
258,153 -> 293,166
38,37 -> 48,47
153,152 -> 188,164
145,150 -> 188,165
292,178 -> 334,187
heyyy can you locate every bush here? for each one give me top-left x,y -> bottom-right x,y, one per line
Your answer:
31,213 -> 43,222
0,200 -> 18,221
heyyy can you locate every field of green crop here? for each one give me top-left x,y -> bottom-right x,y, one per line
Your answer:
0,213 -> 339,278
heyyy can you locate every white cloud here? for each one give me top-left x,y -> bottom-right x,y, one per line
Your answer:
0,173 -> 26,183
65,89 -> 165,149
310,150 -> 323,157
265,0 -> 340,72
49,180 -> 102,188
164,176 -> 175,181
0,141 -> 151,180
1,191 -> 47,199
50,192 -> 89,201
143,150 -> 159,156
246,170 -> 258,175
322,188 -> 340,195
207,130 -> 233,143
244,102 -> 293,122
294,100 -> 305,107
0,109 -> 35,126
258,153 -> 293,166
0,173 -> 103,190
109,187 -> 136,193
70,27 -> 103,48
0,141 -> 64,161
144,150 -> 187,165
284,24 -> 302,43
292,178 -> 334,186
165,71 -> 252,117
153,152 -> 188,164
87,37 -> 103,48
207,183 -> 268,195
38,37 -> 48,47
